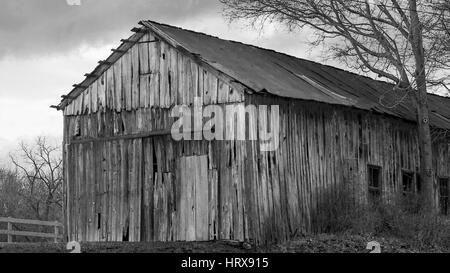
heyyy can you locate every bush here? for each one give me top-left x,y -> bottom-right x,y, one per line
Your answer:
316,187 -> 450,250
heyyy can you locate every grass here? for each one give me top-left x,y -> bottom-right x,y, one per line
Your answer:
311,189 -> 450,252
0,241 -> 254,253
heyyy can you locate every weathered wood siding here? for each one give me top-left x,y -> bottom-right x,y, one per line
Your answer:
65,136 -> 250,242
62,32 -> 248,242
434,142 -> 450,179
244,94 -> 449,243
434,141 -> 450,212
63,33 -> 244,116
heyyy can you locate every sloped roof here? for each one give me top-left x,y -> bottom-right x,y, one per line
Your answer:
57,20 -> 450,130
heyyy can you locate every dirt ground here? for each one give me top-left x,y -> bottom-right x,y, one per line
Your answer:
0,234 -> 447,253
0,240 -> 254,253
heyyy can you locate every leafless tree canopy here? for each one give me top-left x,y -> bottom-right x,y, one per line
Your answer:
220,0 -> 450,212
9,137 -> 63,221
220,0 -> 450,95
0,169 -> 22,217
440,2 -> 450,54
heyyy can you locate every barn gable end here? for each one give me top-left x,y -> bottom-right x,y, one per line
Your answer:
60,24 -> 253,243
61,31 -> 246,116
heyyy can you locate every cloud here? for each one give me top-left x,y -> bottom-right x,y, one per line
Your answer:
0,0 -> 221,59
0,0 -> 349,152
0,1 -> 321,147
0,98 -> 62,140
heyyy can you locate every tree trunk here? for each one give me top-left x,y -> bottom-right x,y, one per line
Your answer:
44,199 -> 51,221
410,0 -> 436,213
415,85 -> 435,213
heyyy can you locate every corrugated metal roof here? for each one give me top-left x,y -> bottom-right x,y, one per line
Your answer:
58,20 -> 450,130
142,21 -> 450,130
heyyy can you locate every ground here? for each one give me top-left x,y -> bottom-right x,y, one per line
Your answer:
267,234 -> 447,253
0,240 -> 253,253
0,234 -> 447,253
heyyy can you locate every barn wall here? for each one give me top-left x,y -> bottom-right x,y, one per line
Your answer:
62,31 -> 249,242
65,134 -> 249,242
244,94 -> 450,243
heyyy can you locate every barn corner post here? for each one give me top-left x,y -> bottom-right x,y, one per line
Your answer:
409,0 -> 437,214
61,112 -> 70,243
63,141 -> 71,242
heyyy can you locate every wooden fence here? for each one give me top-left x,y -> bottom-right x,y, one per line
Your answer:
0,217 -> 63,243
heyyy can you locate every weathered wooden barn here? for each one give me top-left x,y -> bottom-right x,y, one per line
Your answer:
56,21 -> 450,244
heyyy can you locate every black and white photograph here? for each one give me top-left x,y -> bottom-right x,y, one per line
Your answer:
0,0 -> 450,266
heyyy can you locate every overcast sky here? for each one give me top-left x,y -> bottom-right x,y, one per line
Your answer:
1,0 -> 336,166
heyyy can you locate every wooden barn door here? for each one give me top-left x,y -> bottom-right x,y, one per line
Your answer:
141,136 -> 175,242
177,155 -> 209,241
65,139 -> 144,243
67,137 -> 214,242
141,138 -> 213,242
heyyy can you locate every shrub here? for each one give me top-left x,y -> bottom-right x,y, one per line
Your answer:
315,186 -> 450,250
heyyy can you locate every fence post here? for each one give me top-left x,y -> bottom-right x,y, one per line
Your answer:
54,223 -> 59,243
7,218 -> 12,243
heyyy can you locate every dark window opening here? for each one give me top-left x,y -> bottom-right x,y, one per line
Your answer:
439,178 -> 449,215
402,171 -> 414,196
368,165 -> 382,206
97,213 -> 101,230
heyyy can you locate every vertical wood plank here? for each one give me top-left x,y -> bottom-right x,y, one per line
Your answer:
113,59 -> 123,112
98,73 -> 107,112
149,40 -> 160,108
169,47 -> 178,106
196,155 -> 209,240
106,68 -> 115,112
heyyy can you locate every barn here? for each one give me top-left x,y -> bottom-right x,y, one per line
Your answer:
55,21 -> 450,244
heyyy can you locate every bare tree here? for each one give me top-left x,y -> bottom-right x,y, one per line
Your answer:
10,137 -> 63,221
437,2 -> 450,54
220,0 -> 450,212
0,169 -> 22,217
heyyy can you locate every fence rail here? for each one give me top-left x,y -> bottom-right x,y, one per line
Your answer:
0,217 -> 63,243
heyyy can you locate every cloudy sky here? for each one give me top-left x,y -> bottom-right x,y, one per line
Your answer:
1,0 -> 336,166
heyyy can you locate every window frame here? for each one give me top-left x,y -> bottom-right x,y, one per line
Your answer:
401,170 -> 415,196
367,165 -> 382,204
